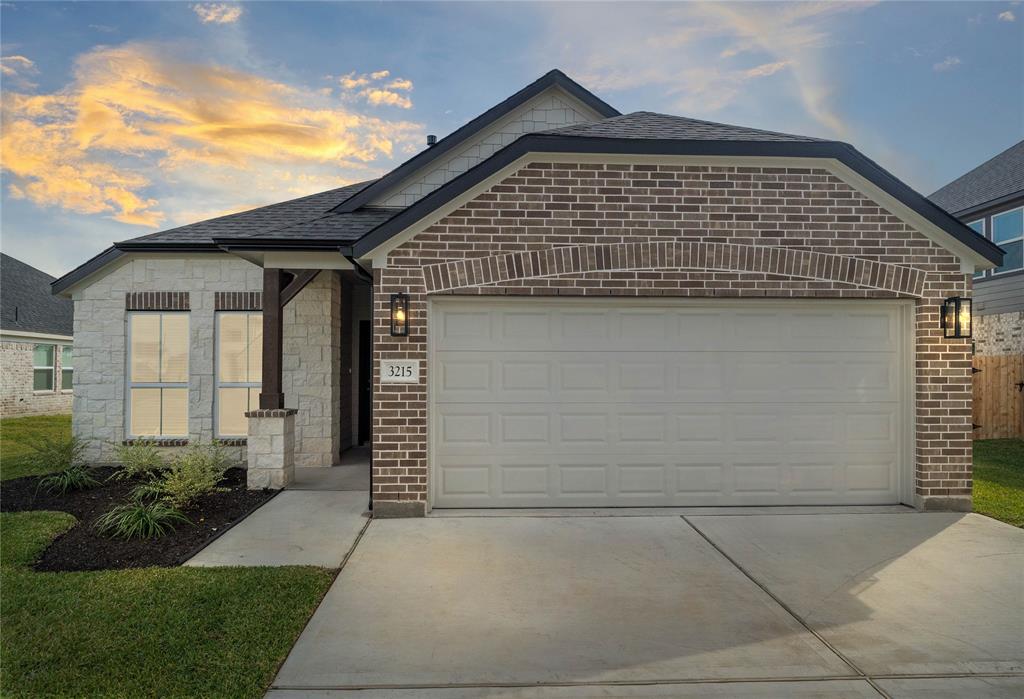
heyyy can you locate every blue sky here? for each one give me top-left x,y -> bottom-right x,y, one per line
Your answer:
2,1 -> 1021,276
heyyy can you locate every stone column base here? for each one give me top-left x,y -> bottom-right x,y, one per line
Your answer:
915,494 -> 972,512
372,500 -> 426,518
245,409 -> 297,489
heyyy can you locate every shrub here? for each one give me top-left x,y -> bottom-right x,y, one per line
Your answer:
95,501 -> 190,539
37,465 -> 99,495
158,442 -> 232,510
22,434 -> 88,474
109,441 -> 166,481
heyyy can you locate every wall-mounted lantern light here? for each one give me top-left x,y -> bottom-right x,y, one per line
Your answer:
941,296 -> 972,339
390,292 -> 409,337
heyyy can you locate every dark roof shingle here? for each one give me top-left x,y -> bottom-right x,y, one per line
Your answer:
125,180 -> 379,246
542,111 -> 825,143
1,254 -> 74,336
929,140 -> 1024,215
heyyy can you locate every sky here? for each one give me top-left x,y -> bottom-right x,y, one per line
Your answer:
1,1 -> 1021,277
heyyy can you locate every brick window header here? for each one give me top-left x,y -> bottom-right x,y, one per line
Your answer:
125,291 -> 190,311
215,291 -> 263,311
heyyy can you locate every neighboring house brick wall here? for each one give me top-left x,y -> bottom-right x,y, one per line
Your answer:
374,91 -> 599,208
72,256 -> 342,466
375,161 -> 974,514
974,311 -> 1024,356
0,341 -> 73,417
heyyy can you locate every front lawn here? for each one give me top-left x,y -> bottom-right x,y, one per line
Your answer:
0,413 -> 72,480
0,414 -> 336,697
973,439 -> 1024,528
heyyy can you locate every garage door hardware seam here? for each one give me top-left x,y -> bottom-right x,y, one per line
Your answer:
680,515 -> 891,699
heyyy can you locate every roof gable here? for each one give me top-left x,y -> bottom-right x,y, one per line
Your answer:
929,139 -> 1024,216
329,69 -> 619,214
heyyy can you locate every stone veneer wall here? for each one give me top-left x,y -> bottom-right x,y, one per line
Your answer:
374,161 -> 974,515
71,256 -> 342,466
974,311 -> 1024,356
0,341 -> 73,417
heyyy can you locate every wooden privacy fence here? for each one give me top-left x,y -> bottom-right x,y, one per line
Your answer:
973,354 -> 1024,439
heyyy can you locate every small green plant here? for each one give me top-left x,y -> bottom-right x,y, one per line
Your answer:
109,441 -> 166,481
37,464 -> 99,494
158,442 -> 232,510
21,433 -> 88,473
95,501 -> 191,539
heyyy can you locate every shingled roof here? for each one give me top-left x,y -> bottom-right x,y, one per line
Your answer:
125,180 -> 382,246
544,111 -> 825,143
929,140 -> 1024,216
1,254 -> 73,336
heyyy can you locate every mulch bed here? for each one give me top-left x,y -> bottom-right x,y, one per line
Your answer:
1,468 -> 276,571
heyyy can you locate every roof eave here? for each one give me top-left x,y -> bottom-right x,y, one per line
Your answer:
350,134 -> 1004,267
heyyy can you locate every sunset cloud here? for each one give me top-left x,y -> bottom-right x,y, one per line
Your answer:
0,43 -> 422,227
191,3 -> 243,25
339,69 -> 414,109
998,10 -> 1016,22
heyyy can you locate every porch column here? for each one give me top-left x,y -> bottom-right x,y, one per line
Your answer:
246,266 -> 319,489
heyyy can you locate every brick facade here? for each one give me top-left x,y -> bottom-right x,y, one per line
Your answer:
974,311 -> 1024,357
0,340 -> 73,417
374,161 -> 974,514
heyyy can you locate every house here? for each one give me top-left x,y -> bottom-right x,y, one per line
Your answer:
931,141 -> 1024,439
53,70 -> 1004,516
2,254 -> 74,417
930,140 -> 1024,356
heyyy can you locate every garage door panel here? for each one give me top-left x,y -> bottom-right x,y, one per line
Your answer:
435,352 -> 898,404
431,301 -> 906,507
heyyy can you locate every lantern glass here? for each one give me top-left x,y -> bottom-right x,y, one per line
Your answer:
390,293 -> 409,337
941,296 -> 971,339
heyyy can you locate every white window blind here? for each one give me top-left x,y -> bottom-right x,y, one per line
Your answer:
216,312 -> 262,437
128,313 -> 189,437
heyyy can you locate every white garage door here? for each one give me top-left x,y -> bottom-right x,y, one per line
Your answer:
430,299 -> 910,508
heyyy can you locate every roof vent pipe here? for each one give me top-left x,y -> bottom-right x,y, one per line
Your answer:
426,134 -> 437,147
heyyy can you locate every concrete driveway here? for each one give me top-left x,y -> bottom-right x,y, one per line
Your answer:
270,511 -> 1023,698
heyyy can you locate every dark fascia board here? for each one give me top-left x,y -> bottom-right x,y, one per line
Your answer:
947,191 -> 1024,220
213,237 -> 355,252
329,69 -> 620,215
351,134 -> 1005,266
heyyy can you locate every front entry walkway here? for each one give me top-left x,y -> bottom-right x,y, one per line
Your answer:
269,511 -> 1023,698
184,449 -> 370,568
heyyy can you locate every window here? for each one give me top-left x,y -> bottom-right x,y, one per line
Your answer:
128,313 -> 189,437
32,344 -> 55,391
61,346 -> 73,391
968,220 -> 986,279
991,207 -> 1023,275
216,312 -> 262,437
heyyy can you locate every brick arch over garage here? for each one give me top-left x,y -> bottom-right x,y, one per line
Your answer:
420,242 -> 927,297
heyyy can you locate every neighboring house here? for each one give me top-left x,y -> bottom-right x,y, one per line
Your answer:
53,70 -> 1004,515
930,140 -> 1024,356
2,254 -> 74,417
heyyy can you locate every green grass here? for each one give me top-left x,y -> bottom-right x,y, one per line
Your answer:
973,439 -> 1024,528
0,416 -> 337,697
0,512 -> 335,698
0,413 -> 72,480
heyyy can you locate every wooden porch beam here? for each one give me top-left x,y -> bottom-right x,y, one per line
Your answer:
280,269 -> 319,308
259,267 -> 285,410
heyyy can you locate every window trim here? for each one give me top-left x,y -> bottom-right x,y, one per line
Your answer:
60,345 -> 74,393
126,311 -> 190,439
990,205 -> 1024,277
32,343 -> 55,393
214,311 -> 263,439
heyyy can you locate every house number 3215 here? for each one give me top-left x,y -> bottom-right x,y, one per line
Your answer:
380,360 -> 420,384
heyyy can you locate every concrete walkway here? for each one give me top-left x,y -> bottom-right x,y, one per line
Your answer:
269,510 -> 1023,697
184,490 -> 368,567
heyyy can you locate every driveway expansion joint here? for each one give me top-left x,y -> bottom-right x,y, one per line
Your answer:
678,515 -> 892,698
